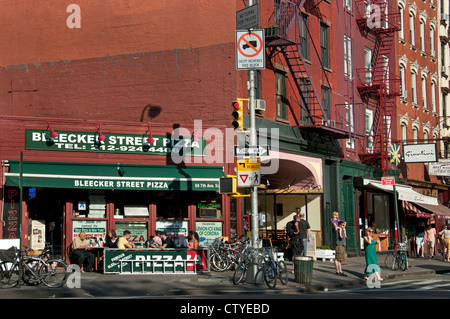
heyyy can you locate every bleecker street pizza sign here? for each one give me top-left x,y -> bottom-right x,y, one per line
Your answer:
236,29 -> 265,70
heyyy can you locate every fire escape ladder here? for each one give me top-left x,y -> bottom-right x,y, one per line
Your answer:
282,45 -> 322,126
262,0 -> 348,138
355,0 -> 401,172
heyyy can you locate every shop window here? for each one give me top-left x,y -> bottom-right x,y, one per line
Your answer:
72,190 -> 106,218
114,191 -> 149,218
115,222 -> 148,247
196,192 -> 222,219
155,191 -> 189,219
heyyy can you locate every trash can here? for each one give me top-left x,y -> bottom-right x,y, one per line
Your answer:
294,256 -> 314,284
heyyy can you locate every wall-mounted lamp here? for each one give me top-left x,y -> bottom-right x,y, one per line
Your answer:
117,162 -> 124,176
97,123 -> 106,142
46,121 -> 58,139
146,124 -> 155,144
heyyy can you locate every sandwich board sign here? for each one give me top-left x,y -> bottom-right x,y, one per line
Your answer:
236,29 -> 265,70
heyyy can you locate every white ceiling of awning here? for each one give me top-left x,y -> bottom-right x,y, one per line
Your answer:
362,179 -> 438,206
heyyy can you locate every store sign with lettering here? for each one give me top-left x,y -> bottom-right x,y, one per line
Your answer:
2,187 -> 20,239
403,143 -> 437,163
71,179 -> 217,191
103,249 -> 207,273
25,129 -> 205,156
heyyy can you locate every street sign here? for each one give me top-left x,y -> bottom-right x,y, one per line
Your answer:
236,29 -> 265,70
382,177 -> 395,185
236,158 -> 261,187
234,145 -> 269,157
237,170 -> 260,188
236,4 -> 259,30
237,158 -> 261,171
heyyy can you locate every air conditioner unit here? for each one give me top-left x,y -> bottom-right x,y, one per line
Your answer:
442,66 -> 447,74
441,13 -> 448,22
255,99 -> 266,111
430,50 -> 435,57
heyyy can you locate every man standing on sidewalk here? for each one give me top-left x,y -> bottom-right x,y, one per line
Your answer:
297,212 -> 311,257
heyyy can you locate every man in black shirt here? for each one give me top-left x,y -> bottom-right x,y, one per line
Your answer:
296,212 -> 311,257
159,231 -> 174,249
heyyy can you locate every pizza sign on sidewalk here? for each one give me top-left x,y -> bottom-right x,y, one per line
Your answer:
236,29 -> 265,70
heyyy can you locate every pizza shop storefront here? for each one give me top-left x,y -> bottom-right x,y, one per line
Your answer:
1,160 -> 229,259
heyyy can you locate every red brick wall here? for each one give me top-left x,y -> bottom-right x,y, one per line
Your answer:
0,0 -> 237,66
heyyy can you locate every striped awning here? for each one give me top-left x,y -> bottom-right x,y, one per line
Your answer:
402,201 -> 434,218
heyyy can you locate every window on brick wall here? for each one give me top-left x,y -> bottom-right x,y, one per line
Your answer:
299,14 -> 309,60
275,71 -> 287,120
320,23 -> 329,69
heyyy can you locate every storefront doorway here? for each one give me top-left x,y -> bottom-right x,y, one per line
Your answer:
26,188 -> 65,256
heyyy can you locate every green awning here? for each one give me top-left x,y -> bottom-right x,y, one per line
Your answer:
5,161 -> 224,191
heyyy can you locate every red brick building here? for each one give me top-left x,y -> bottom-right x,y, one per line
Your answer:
0,1 -> 241,255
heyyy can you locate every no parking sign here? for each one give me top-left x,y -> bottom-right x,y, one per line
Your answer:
236,29 -> 265,70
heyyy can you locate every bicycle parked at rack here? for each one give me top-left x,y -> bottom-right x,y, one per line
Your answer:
209,237 -> 249,272
384,240 -> 408,271
261,247 -> 288,289
0,246 -> 69,289
232,246 -> 264,285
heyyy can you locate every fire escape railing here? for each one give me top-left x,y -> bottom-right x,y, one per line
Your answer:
355,0 -> 401,173
259,0 -> 352,138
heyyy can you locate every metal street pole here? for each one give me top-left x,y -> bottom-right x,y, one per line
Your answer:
246,0 -> 261,284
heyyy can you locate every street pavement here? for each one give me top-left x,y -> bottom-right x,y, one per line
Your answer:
1,253 -> 449,299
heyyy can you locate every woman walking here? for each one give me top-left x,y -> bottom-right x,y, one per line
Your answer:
439,225 -> 450,262
363,228 -> 383,281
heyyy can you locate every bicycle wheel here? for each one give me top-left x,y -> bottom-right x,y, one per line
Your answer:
22,259 -> 42,286
232,262 -> 247,285
0,261 -> 20,289
40,259 -> 68,288
277,260 -> 288,285
211,253 -> 229,272
384,253 -> 399,270
263,261 -> 277,289
400,253 -> 408,271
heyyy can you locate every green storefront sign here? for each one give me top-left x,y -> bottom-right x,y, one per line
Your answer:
5,161 -> 224,191
25,129 -> 205,156
104,249 -> 206,273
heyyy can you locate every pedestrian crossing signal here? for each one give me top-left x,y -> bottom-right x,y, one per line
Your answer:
219,176 -> 237,194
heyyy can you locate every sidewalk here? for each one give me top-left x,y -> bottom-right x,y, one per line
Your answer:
164,253 -> 450,295
1,253 -> 449,298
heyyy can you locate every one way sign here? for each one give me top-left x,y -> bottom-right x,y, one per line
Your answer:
234,145 -> 269,157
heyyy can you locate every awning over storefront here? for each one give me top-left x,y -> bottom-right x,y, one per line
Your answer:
413,202 -> 450,220
402,201 -> 434,218
360,179 -> 438,206
3,161 -> 224,191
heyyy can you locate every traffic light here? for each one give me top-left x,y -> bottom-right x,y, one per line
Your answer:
219,175 -> 237,195
218,175 -> 250,197
232,99 -> 244,130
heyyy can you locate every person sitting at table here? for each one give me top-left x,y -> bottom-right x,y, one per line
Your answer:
72,231 -> 96,272
104,230 -> 118,248
159,231 -> 174,250
188,231 -> 199,249
147,234 -> 162,248
174,236 -> 188,248
117,230 -> 136,249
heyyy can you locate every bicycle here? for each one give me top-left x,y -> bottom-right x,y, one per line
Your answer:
0,246 -> 69,288
209,238 -> 250,271
384,241 -> 408,271
262,247 -> 288,289
232,246 -> 263,285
